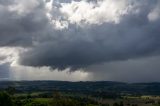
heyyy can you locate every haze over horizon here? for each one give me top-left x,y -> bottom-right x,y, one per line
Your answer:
0,0 -> 160,82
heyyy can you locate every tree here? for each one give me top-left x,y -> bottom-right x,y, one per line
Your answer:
113,102 -> 119,106
5,86 -> 16,95
120,101 -> 124,106
0,92 -> 13,106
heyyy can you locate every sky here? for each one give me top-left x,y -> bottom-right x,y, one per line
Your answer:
0,0 -> 160,82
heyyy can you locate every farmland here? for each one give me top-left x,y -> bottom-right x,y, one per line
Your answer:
1,81 -> 160,106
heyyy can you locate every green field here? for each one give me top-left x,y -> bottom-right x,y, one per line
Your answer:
1,90 -> 160,106
1,81 -> 160,106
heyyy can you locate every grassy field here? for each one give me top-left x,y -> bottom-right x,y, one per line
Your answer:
1,90 -> 160,106
12,92 -> 160,106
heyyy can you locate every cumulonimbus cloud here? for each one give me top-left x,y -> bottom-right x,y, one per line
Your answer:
0,0 -> 160,70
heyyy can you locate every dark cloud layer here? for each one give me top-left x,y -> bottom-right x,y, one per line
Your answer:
86,55 -> 160,82
0,0 -> 160,70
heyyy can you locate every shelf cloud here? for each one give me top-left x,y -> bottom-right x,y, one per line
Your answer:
0,0 -> 160,81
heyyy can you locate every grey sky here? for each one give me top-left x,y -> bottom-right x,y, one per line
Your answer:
0,0 -> 160,82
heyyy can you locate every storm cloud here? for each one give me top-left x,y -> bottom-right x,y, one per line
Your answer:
0,0 -> 160,71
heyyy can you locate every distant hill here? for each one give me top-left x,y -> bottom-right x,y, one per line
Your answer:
0,81 -> 160,95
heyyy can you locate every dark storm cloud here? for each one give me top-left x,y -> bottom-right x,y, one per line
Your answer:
0,0 -> 49,47
87,55 -> 160,82
0,0 -> 160,70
